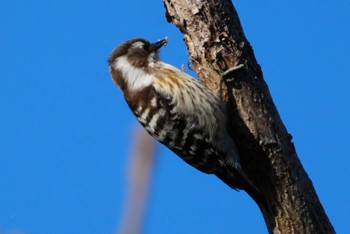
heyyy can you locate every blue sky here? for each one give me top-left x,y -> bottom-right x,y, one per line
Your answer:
1,1 -> 349,233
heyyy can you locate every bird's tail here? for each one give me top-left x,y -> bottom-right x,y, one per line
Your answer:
216,165 -> 258,192
216,167 -> 270,217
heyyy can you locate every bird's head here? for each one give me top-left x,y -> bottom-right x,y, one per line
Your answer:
108,37 -> 168,91
108,38 -> 168,68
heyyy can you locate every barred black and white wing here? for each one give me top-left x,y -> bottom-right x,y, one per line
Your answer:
124,74 -> 244,190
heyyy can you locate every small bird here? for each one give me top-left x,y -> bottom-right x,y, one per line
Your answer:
108,37 -> 256,191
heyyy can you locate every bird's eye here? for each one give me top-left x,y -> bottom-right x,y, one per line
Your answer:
143,43 -> 150,51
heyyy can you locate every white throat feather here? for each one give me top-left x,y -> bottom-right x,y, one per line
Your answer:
113,56 -> 155,91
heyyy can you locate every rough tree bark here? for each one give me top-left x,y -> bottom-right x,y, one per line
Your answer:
163,0 -> 335,233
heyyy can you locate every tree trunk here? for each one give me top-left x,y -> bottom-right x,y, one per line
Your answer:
163,0 -> 335,233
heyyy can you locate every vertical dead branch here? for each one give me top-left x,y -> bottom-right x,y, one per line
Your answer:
163,0 -> 335,233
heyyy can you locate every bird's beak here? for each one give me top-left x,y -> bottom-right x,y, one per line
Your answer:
150,37 -> 168,52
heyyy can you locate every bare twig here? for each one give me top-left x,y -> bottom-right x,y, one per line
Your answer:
118,127 -> 156,234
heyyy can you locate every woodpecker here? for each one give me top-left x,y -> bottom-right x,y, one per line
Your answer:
108,37 -> 256,191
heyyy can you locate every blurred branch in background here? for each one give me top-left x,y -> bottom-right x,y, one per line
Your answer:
117,126 -> 156,234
